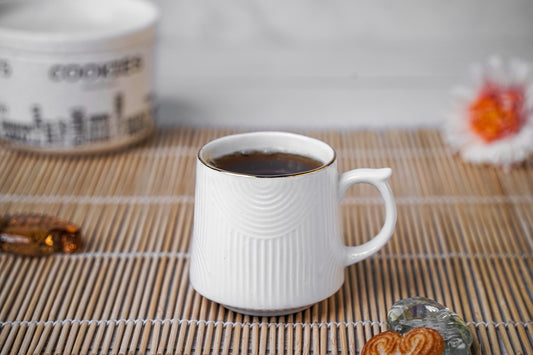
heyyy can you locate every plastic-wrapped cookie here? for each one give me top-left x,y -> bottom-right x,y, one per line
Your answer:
387,297 -> 473,354
361,327 -> 445,355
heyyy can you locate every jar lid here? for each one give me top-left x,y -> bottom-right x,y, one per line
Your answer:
0,0 -> 159,53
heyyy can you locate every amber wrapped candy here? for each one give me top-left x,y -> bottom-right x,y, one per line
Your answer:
0,214 -> 82,256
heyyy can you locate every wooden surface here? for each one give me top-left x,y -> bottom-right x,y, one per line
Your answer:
0,128 -> 532,354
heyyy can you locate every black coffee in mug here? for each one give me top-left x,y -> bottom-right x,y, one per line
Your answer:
209,151 -> 323,176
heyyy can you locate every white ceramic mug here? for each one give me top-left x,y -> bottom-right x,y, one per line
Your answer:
190,132 -> 396,316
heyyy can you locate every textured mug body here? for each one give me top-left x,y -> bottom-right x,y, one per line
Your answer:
189,132 -> 396,315
191,158 -> 345,313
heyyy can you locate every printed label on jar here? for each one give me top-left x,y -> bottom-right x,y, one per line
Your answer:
0,46 -> 154,151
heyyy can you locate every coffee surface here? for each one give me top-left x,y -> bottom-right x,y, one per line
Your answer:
209,151 -> 324,176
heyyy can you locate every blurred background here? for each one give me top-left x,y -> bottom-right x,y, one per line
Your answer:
152,0 -> 533,129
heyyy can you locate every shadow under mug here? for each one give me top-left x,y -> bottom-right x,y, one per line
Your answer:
190,132 -> 397,316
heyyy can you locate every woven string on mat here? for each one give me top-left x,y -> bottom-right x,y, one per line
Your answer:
0,128 -> 532,354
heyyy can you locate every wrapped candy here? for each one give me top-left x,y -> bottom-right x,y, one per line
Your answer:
0,214 -> 82,256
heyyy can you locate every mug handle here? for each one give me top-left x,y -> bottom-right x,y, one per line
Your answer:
338,168 -> 397,266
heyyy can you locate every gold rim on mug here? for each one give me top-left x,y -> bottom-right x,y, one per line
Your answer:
197,132 -> 337,178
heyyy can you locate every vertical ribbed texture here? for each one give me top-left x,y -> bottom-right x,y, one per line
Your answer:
0,128 -> 532,354
190,161 -> 344,310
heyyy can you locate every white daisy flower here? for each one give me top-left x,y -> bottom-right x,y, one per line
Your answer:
443,57 -> 533,168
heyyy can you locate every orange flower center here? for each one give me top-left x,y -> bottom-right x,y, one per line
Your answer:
468,84 -> 525,142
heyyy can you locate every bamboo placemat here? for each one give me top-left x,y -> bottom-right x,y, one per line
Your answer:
0,128 -> 532,355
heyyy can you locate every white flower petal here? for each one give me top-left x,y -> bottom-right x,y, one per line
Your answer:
526,84 -> 533,108
461,140 -> 529,166
509,58 -> 530,83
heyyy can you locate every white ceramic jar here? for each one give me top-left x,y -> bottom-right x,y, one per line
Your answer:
0,0 -> 159,153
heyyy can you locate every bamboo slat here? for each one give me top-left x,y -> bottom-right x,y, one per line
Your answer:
0,128 -> 532,354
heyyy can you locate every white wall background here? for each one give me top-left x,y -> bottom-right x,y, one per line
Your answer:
152,0 -> 533,128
